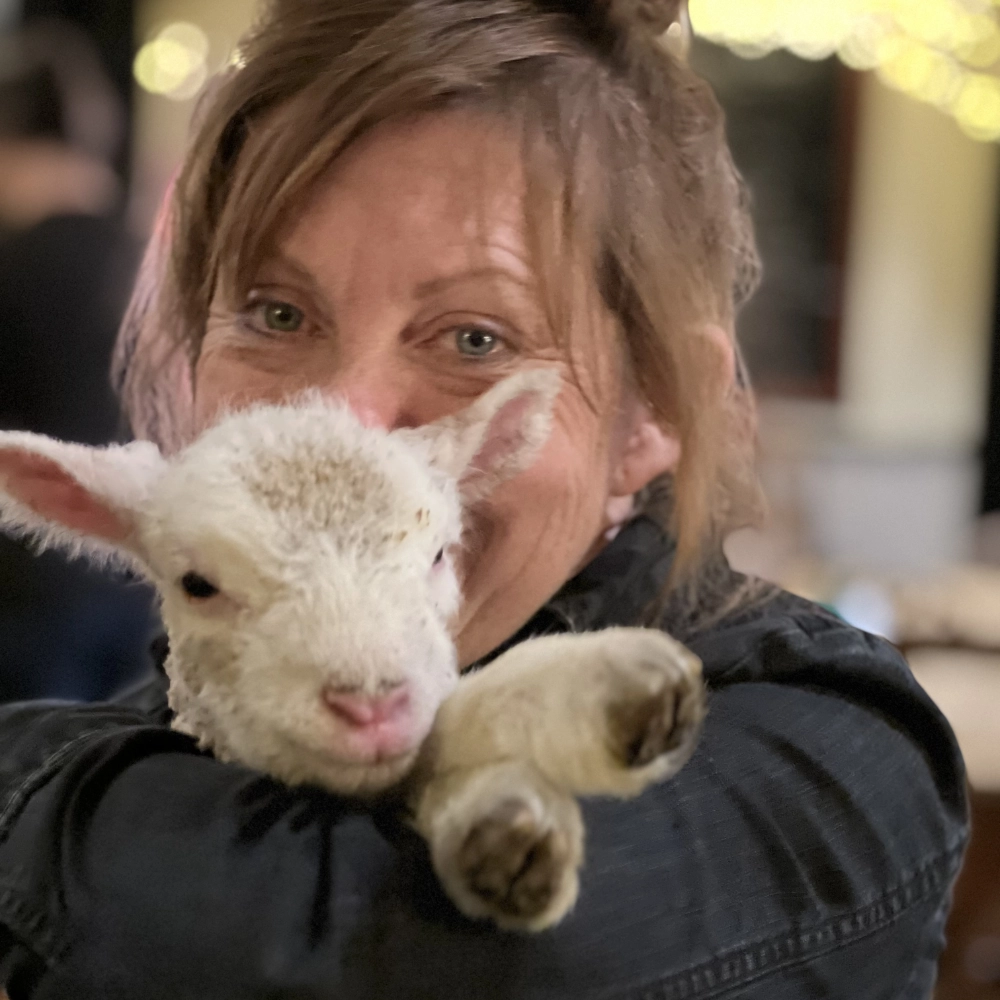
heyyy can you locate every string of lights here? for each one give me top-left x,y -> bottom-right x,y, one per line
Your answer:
689,0 -> 1000,141
132,3 -> 1000,142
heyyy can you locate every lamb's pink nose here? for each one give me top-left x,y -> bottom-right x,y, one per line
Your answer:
322,686 -> 410,728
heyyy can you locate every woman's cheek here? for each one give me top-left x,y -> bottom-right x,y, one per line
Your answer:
193,339 -> 324,433
458,408 -> 612,607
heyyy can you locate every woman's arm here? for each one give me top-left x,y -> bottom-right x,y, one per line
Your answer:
0,598 -> 968,1000
0,688 -> 411,999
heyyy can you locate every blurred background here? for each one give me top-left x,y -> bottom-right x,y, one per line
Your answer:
1,0 -> 999,994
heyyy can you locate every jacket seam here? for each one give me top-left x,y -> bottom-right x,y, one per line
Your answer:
0,880 -> 62,964
0,727 -> 118,843
616,840 -> 966,1000
0,724 -> 190,966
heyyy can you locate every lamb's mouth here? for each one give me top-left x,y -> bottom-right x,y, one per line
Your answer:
318,686 -> 428,767
331,724 -> 425,768
323,747 -> 421,796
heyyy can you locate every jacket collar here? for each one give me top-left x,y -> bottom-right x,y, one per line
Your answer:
547,515 -> 674,632
470,516 -> 674,669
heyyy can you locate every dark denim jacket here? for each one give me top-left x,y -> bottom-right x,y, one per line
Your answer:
0,518 -> 969,999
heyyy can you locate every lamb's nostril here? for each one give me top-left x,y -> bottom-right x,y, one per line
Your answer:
321,685 -> 410,728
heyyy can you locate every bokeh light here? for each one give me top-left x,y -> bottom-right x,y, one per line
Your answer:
133,21 -> 210,102
688,0 -> 1000,142
953,71 -> 1000,138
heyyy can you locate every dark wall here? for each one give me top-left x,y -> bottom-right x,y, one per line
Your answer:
691,42 -> 858,398
22,0 -> 134,178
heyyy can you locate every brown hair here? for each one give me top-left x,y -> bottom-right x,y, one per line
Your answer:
115,0 -> 763,586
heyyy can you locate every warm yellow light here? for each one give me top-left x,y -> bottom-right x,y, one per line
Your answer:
690,0 -> 1000,142
133,21 -> 210,101
838,15 -> 896,69
134,39 -> 194,94
893,0 -> 960,51
690,0 -> 779,52
783,5 -> 853,60
878,36 -> 964,105
687,0 -> 725,37
158,21 -> 209,61
921,52 -> 965,106
953,72 -> 1000,138
954,14 -> 1000,68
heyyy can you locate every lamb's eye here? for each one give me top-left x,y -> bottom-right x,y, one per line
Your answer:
433,549 -> 444,566
181,572 -> 220,600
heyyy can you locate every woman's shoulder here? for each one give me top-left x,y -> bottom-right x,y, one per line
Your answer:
560,585 -> 967,1000
681,579 -> 913,687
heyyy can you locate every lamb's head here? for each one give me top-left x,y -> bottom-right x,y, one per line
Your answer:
146,397 -> 469,795
0,370 -> 558,795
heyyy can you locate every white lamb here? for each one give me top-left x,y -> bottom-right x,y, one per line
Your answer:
0,370 -> 704,930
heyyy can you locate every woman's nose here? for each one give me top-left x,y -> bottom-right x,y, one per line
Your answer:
342,394 -> 394,429
322,365 -> 408,430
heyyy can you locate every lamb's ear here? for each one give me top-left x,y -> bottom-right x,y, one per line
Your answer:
400,369 -> 560,499
0,433 -> 167,571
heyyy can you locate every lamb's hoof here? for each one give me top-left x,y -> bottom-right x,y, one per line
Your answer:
457,797 -> 574,929
606,633 -> 706,772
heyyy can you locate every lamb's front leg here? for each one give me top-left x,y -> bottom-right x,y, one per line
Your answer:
412,760 -> 584,931
408,628 -> 704,931
433,627 -> 705,800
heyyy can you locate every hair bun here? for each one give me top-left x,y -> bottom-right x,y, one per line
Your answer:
604,0 -> 684,36
538,0 -> 685,54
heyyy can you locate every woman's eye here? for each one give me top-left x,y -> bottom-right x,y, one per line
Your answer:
433,548 -> 444,567
256,301 -> 304,334
455,327 -> 502,358
181,572 -> 220,600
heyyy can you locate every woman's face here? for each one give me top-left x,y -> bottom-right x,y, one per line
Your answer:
194,110 -> 679,666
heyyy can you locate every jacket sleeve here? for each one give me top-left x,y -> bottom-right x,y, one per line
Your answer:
329,602 -> 966,1000
603,598 -> 969,1000
0,603 -> 970,1000
0,674 -> 409,999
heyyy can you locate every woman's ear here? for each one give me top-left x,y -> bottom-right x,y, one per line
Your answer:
608,406 -> 681,500
607,324 -> 736,503
703,323 -> 736,395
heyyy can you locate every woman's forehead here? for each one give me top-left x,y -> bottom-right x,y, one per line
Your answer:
222,106 -> 609,361
272,112 -> 529,280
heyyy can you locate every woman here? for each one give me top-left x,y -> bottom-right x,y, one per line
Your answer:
0,1 -> 967,997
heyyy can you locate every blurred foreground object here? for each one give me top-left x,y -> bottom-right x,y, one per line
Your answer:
691,0 -> 1000,142
0,18 -> 124,225
0,19 -> 155,702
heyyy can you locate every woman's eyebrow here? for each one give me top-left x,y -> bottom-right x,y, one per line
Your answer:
413,266 -> 536,299
254,252 -> 324,292
253,252 -> 337,324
